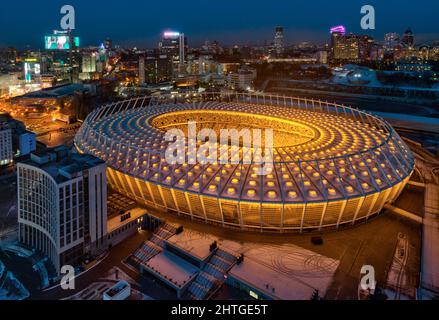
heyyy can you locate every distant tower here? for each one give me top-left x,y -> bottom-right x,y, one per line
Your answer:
384,33 -> 400,52
330,25 -> 346,58
179,33 -> 186,67
0,122 -> 13,166
159,31 -> 187,74
274,26 -> 284,56
401,28 -> 414,47
139,55 -> 145,85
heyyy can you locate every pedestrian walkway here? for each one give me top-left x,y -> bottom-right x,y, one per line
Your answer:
385,204 -> 423,223
183,248 -> 237,300
128,223 -> 177,269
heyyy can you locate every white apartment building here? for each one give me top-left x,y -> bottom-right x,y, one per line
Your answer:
17,146 -> 107,275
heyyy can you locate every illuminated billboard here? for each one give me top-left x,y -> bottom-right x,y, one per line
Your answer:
330,25 -> 346,35
163,31 -> 180,38
45,35 -> 80,50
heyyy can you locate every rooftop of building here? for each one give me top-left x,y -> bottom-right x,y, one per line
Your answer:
14,83 -> 87,100
146,251 -> 198,289
0,113 -> 26,132
0,124 -> 9,131
19,146 -> 105,183
103,280 -> 130,298
167,231 -> 215,261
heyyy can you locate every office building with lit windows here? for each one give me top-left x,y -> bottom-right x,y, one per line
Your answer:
17,146 -> 107,275
159,31 -> 187,74
139,54 -> 173,84
274,26 -> 285,57
330,25 -> 346,58
75,93 -> 414,232
333,35 -> 360,61
384,33 -> 400,52
0,123 -> 13,166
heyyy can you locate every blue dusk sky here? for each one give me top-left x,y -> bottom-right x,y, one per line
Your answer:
0,0 -> 438,48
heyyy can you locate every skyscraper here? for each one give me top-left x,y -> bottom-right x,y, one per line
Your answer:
81,52 -> 97,73
384,33 -> 400,52
330,25 -> 346,58
139,55 -> 145,85
17,146 -> 107,275
138,54 -> 173,84
0,121 -> 13,166
402,28 -> 415,48
274,26 -> 285,56
333,34 -> 360,61
159,31 -> 187,74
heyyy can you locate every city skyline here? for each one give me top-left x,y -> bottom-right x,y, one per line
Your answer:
1,0 -> 439,48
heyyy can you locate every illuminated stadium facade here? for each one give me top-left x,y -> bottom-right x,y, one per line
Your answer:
75,93 -> 414,232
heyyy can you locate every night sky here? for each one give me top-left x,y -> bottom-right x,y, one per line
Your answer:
1,0 -> 439,49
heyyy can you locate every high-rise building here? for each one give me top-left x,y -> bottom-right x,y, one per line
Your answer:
0,121 -> 13,166
330,25 -> 346,57
23,57 -> 41,84
138,55 -> 145,85
402,28 -> 415,48
138,54 -> 173,84
274,26 -> 285,56
384,33 -> 400,52
44,31 -> 81,83
357,35 -> 375,61
18,146 -> 107,275
81,52 -> 97,73
159,31 -> 187,74
333,34 -> 360,61
332,33 -> 374,62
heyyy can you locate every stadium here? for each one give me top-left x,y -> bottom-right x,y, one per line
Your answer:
74,93 -> 415,232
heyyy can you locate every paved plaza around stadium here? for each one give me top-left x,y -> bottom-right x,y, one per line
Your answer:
139,201 -> 421,300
